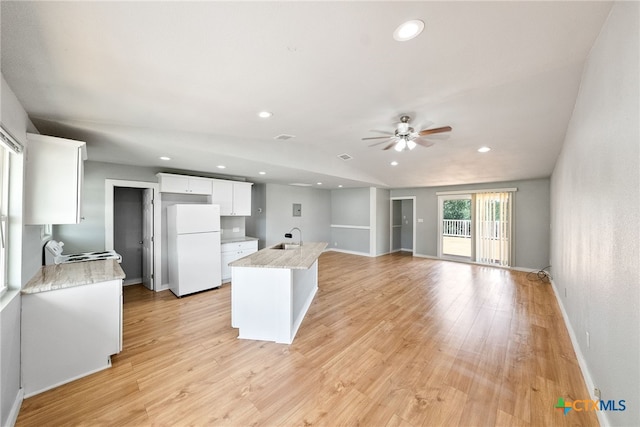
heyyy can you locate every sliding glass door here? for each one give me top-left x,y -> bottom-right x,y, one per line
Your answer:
438,191 -> 513,266
475,192 -> 512,267
438,194 -> 472,260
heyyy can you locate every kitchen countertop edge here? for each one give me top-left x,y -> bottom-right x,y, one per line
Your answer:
221,236 -> 259,244
23,259 -> 126,295
229,242 -> 327,270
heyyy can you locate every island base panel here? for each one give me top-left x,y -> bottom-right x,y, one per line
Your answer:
231,260 -> 318,344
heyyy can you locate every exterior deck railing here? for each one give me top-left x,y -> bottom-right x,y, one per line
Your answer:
442,219 -> 471,238
443,219 -> 504,238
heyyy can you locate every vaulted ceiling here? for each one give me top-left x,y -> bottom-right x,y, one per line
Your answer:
1,1 -> 612,188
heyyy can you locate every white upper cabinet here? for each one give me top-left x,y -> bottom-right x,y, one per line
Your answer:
211,180 -> 252,216
157,173 -> 212,195
24,133 -> 87,225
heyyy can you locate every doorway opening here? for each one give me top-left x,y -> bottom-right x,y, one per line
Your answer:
105,180 -> 160,291
390,197 -> 416,255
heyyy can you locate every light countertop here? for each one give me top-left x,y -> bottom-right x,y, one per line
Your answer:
23,259 -> 126,294
229,242 -> 327,270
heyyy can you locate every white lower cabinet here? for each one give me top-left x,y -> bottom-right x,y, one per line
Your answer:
221,240 -> 258,282
21,280 -> 122,397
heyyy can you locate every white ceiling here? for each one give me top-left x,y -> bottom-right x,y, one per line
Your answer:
1,1 -> 612,189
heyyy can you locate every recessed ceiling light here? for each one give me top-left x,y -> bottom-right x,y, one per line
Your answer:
258,111 -> 273,118
217,165 -> 226,169
317,182 -> 323,185
159,156 -> 171,161
259,171 -> 266,175
478,146 -> 491,153
393,20 -> 425,42
390,161 -> 399,166
338,185 -> 343,188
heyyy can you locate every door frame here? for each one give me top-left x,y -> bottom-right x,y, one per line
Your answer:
105,179 -> 161,291
389,196 -> 416,256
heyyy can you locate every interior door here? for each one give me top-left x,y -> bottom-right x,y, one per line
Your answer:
142,188 -> 154,290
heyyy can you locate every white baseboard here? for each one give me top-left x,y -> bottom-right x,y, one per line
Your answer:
549,278 -> 609,427
328,248 -> 374,257
6,387 -> 23,427
412,253 -> 440,260
157,284 -> 170,292
123,277 -> 142,286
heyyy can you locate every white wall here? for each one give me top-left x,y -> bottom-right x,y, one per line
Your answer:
0,74 -> 41,427
550,3 -> 639,426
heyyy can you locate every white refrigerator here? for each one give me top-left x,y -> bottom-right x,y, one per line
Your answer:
167,204 -> 221,297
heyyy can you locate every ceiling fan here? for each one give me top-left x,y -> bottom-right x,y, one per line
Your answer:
362,115 -> 452,152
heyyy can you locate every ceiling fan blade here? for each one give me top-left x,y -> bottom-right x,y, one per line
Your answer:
382,141 -> 397,150
362,136 -> 393,140
368,139 -> 393,147
369,129 -> 395,135
414,139 -> 435,148
418,126 -> 452,136
424,133 -> 450,141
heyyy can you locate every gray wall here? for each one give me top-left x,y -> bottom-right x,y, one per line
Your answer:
54,161 -> 161,253
391,178 -> 550,269
550,3 -> 639,425
264,184 -> 331,247
400,199 -> 414,250
114,187 -> 143,283
375,188 -> 390,256
391,200 -> 402,251
330,188 -> 370,254
245,183 -> 266,248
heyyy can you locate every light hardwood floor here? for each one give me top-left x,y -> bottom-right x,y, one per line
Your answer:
17,252 -> 598,426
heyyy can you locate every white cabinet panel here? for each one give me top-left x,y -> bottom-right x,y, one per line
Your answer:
232,182 -> 253,216
188,176 -> 214,195
157,173 -> 212,195
24,133 -> 86,225
211,179 -> 233,215
212,179 -> 253,216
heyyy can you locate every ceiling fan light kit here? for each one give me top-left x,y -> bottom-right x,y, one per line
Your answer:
362,115 -> 452,152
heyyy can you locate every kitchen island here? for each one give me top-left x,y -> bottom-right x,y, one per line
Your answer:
22,259 -> 125,396
230,242 -> 327,344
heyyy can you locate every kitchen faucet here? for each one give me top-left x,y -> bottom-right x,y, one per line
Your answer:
285,227 -> 302,246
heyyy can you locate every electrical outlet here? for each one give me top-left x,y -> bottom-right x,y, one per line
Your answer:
586,331 -> 590,348
594,388 -> 601,400
417,218 -> 424,223
334,242 -> 338,247
232,227 -> 240,233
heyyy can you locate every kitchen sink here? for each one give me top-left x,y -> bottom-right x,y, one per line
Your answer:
272,243 -> 301,250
